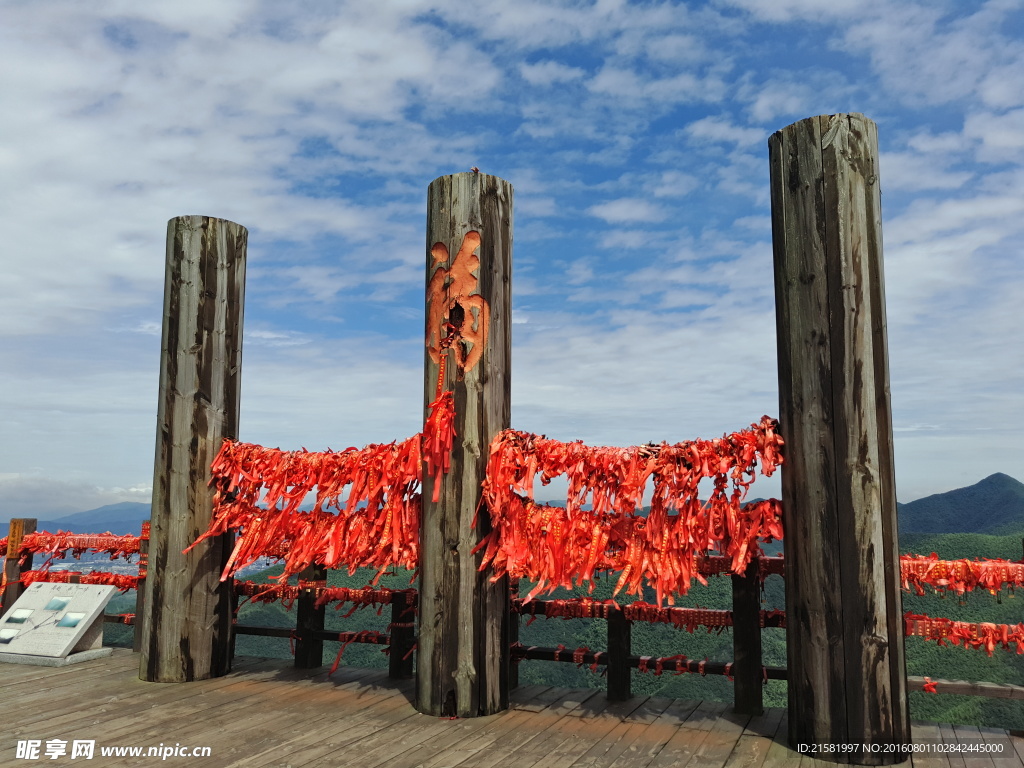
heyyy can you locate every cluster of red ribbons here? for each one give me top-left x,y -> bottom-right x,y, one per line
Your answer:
513,596 -> 787,631
900,554 -> 1024,596
476,417 -> 784,604
904,613 -> 1024,656
20,570 -> 139,592
190,393 -> 456,582
2,532 -> 141,561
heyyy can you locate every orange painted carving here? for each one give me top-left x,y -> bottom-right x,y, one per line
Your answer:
426,230 -> 489,375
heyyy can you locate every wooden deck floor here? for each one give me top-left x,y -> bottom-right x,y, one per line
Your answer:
4,650 -> 1022,767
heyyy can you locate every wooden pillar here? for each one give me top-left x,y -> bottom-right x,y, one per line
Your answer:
132,520 -> 149,652
606,606 -> 631,702
294,566 -> 326,668
769,114 -> 909,764
388,592 -> 416,679
417,172 -> 513,717
1,518 -> 36,617
139,216 -> 246,683
731,559 -> 763,715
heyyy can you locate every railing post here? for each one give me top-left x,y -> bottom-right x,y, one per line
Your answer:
1,518 -> 36,617
417,172 -> 513,717
139,216 -> 247,683
132,520 -> 149,653
770,113 -> 909,763
294,565 -> 326,668
731,558 -> 763,715
508,580 -> 520,690
607,605 -> 631,701
388,592 -> 415,679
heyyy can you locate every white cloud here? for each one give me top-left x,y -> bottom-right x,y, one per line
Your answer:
587,198 -> 668,223
716,0 -> 868,22
686,116 -> 765,147
520,60 -> 586,86
880,151 -> 972,191
837,3 -> 1024,107
2,0 -> 1022,516
964,109 -> 1024,162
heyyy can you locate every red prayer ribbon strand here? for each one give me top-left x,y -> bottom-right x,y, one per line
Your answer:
475,416 -> 784,604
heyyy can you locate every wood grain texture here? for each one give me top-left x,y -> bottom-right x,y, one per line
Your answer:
418,172 -> 513,717
770,114 -> 909,763
732,559 -> 764,715
2,518 -> 36,617
139,215 -> 246,683
606,606 -> 632,702
294,565 -> 326,668
8,654 -> 1024,768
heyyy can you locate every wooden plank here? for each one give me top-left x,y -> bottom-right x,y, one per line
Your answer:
952,724 -> 997,768
96,669 -> 409,768
10,660 -> 291,743
389,686 -> 554,768
220,674 -> 420,767
908,676 -> 1024,700
723,707 -> 785,768
941,723 -> 969,768
445,687 -> 603,768
499,692 -> 620,767
561,695 -> 688,768
769,113 -> 909,760
979,726 -> 1020,768
676,707 -> 752,768
644,699 -> 729,767
140,215 -> 247,682
912,720 -> 953,768
1011,732 -> 1024,766
418,171 -> 514,717
1,518 -> 36,616
760,712 -> 803,768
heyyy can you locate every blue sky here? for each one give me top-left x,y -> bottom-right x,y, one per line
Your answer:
1,0 -> 1022,519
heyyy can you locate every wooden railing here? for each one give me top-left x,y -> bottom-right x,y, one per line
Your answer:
4,517 -> 1023,707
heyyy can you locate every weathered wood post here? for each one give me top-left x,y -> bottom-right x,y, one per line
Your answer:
769,114 -> 909,764
294,565 -> 326,668
418,172 -> 513,717
731,559 -> 763,715
388,592 -> 416,679
140,216 -> 246,683
132,520 -> 149,652
1,518 -> 36,617
606,606 -> 631,701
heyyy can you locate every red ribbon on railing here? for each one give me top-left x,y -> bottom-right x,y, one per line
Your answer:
903,612 -> 1024,656
899,553 -> 1024,596
20,570 -> 139,591
475,417 -> 784,606
9,532 -> 141,561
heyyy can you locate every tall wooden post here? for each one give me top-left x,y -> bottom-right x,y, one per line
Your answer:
1,518 -> 36,617
417,172 -> 513,717
769,114 -> 909,764
140,216 -> 246,683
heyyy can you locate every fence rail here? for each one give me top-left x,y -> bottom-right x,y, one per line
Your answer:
3,517 -> 1023,709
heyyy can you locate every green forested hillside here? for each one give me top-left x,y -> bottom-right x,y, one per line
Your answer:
104,528 -> 1022,731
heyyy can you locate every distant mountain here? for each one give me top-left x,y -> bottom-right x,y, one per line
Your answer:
36,502 -> 151,535
898,473 -> 1024,536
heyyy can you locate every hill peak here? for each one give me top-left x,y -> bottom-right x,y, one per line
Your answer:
899,473 -> 1024,536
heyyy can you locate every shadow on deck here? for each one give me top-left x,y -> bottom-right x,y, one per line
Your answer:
4,650 -> 1022,767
